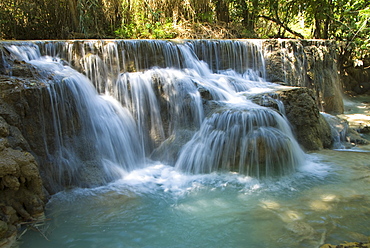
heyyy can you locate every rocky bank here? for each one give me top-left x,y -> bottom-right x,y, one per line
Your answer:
0,66 -> 47,246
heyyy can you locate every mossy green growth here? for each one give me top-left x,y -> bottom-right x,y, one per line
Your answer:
321,239 -> 370,248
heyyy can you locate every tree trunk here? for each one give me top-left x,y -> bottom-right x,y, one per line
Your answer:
68,0 -> 80,32
214,0 -> 229,23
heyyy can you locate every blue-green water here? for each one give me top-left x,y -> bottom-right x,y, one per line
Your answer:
18,148 -> 370,248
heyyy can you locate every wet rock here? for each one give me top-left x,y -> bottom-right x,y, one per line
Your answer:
0,205 -> 18,248
198,86 -> 213,101
279,87 -> 333,150
150,129 -> 196,164
0,118 -> 9,137
1,176 -> 20,191
253,87 -> 333,150
286,220 -> 316,238
321,241 -> 370,248
347,232 -> 370,244
359,125 -> 370,134
0,221 -> 7,238
0,155 -> 19,177
7,126 -> 31,151
0,58 -> 46,246
0,147 -> 45,220
347,128 -> 369,145
9,63 -> 37,78
1,206 -> 18,224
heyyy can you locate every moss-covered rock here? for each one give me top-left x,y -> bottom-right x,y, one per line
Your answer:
279,87 -> 333,150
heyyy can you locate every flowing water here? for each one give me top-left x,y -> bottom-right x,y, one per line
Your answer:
2,40 -> 369,247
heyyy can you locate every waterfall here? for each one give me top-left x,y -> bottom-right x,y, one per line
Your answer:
262,39 -> 344,114
5,44 -> 145,191
3,39 -> 306,189
188,39 -> 266,77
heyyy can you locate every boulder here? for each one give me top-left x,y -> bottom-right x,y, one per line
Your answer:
278,87 -> 333,150
0,221 -> 7,239
150,129 -> 196,164
253,87 -> 333,151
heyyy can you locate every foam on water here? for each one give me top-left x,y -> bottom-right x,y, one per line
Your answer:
50,151 -> 331,200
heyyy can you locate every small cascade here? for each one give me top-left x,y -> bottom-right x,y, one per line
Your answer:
187,40 -> 266,77
2,39 -> 309,188
321,112 -> 349,149
114,68 -> 204,154
174,103 -> 304,177
275,40 -> 308,86
263,39 -> 344,114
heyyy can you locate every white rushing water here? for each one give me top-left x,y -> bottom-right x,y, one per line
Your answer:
5,44 -> 146,190
3,40 -> 369,247
5,40 -> 304,183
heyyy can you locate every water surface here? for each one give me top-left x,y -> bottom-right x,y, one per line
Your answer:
19,147 -> 370,248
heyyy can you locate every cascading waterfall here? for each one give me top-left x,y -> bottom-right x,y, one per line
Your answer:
187,39 -> 266,77
4,40 -> 370,248
4,39 -> 306,188
5,44 -> 145,191
321,112 -> 349,149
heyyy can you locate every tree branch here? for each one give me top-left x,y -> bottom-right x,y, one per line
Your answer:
258,15 -> 304,39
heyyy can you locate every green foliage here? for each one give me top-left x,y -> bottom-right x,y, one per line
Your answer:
353,7 -> 370,57
115,21 -> 176,39
0,0 -> 368,59
115,6 -> 176,40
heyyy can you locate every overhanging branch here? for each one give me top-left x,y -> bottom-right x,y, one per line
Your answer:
258,15 -> 304,39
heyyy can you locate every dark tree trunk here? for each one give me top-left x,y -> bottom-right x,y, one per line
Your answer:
215,0 -> 229,23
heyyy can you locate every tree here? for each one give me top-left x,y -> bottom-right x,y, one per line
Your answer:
214,0 -> 230,23
0,0 -> 368,56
